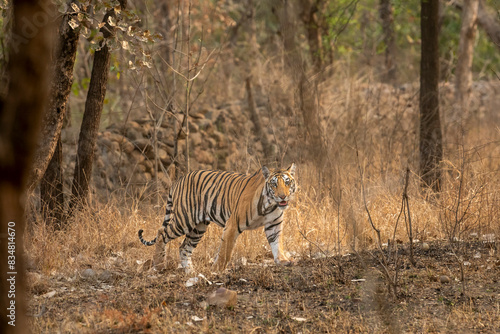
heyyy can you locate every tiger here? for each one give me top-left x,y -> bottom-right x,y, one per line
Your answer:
138,163 -> 297,272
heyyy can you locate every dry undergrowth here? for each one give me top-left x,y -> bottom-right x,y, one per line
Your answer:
25,155 -> 499,332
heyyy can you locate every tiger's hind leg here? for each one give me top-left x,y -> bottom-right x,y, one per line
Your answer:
153,212 -> 185,269
179,221 -> 210,273
153,228 -> 168,268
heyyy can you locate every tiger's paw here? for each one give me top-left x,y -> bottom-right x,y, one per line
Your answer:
275,255 -> 295,267
211,261 -> 228,273
276,259 -> 294,267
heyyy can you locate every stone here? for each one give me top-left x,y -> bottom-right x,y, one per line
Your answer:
198,119 -> 213,131
130,151 -> 146,164
188,122 -> 199,133
81,268 -> 96,279
97,137 -> 113,149
206,287 -> 237,308
439,275 -> 450,284
125,126 -> 143,141
110,141 -> 120,152
98,270 -> 114,283
194,148 -> 214,165
96,157 -> 105,169
143,160 -> 153,173
133,138 -> 152,152
157,148 -> 169,161
108,132 -> 127,143
41,290 -> 57,298
206,137 -> 216,149
120,140 -> 135,154
190,132 -> 202,147
211,131 -> 227,148
422,243 -> 430,251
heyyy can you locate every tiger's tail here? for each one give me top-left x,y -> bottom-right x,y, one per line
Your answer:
138,229 -> 158,246
138,194 -> 173,246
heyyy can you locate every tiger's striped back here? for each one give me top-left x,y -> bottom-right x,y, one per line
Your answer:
164,169 -> 262,232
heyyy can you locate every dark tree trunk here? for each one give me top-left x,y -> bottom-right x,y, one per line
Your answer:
69,1 -> 126,213
420,0 -> 443,192
300,0 -> 321,72
69,42 -> 111,210
40,133 -> 64,227
0,0 -> 53,332
26,4 -> 82,191
379,0 -> 397,83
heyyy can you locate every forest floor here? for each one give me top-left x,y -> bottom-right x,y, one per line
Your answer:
28,240 -> 499,333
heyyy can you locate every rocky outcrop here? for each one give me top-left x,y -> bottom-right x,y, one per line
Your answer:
60,101 -> 276,198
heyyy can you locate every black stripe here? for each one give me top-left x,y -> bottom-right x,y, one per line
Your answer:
266,231 -> 280,243
265,220 -> 282,232
237,216 -> 243,234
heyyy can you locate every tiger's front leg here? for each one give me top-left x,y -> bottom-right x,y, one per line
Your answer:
265,218 -> 292,266
212,219 -> 240,272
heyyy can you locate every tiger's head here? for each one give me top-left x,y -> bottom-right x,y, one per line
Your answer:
262,163 -> 297,209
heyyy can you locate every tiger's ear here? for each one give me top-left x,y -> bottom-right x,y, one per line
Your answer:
262,166 -> 270,179
287,163 -> 296,176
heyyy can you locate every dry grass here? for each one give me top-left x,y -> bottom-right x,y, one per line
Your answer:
25,146 -> 500,332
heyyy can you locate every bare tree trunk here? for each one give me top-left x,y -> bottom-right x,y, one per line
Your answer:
246,77 -> 273,157
40,133 -> 64,227
379,0 -> 397,83
0,0 -> 53,332
69,1 -> 127,213
455,0 -> 478,111
420,0 -> 443,192
452,0 -> 500,51
476,0 -> 500,49
160,1 -> 173,65
277,0 -> 325,162
26,3 -> 82,191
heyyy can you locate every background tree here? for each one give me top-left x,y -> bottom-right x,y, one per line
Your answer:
39,2 -> 85,226
26,1 -> 84,192
299,0 -> 322,72
379,0 -> 397,82
0,0 -> 53,331
276,0 -> 326,163
69,0 -> 127,213
40,133 -> 64,226
455,0 -> 478,112
420,0 -> 443,192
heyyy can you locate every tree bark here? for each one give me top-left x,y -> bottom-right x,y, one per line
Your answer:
300,0 -> 322,72
40,133 -> 64,227
420,0 -> 443,192
455,0 -> 478,111
69,1 -> 126,213
0,0 -> 53,332
476,0 -> 500,49
452,0 -> 500,51
246,77 -> 273,157
379,0 -> 397,83
276,0 -> 325,162
26,3 -> 82,191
